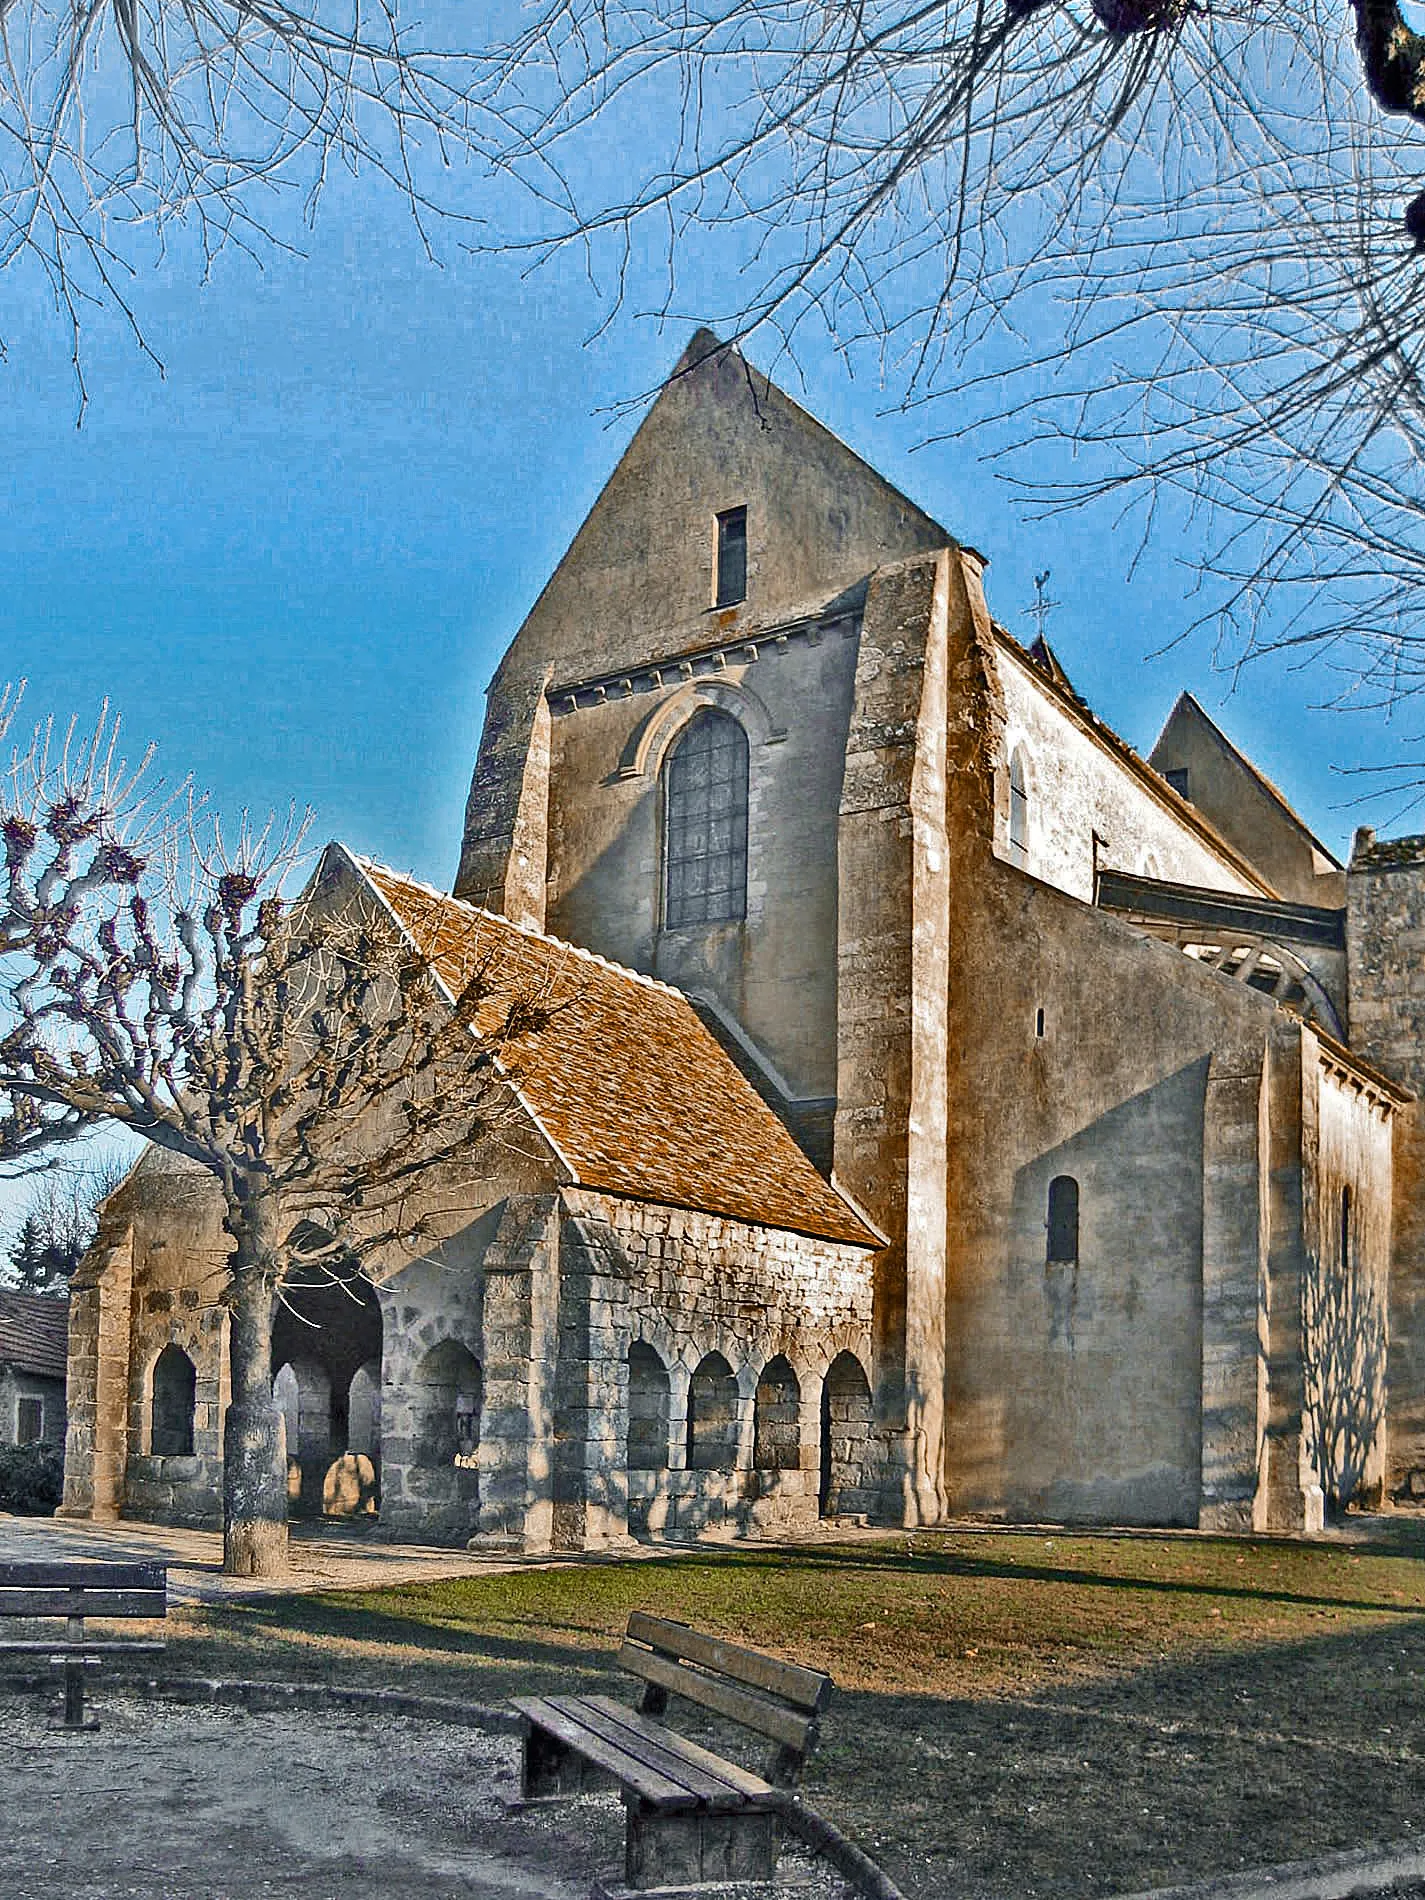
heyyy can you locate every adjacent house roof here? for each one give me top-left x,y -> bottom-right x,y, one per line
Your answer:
0,1288 -> 68,1382
350,854 -> 881,1251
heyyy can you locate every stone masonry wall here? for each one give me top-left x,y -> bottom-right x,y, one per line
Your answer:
1345,836 -> 1425,1498
560,1190 -> 879,1543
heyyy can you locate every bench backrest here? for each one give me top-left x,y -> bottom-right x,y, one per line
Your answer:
617,1613 -> 832,1782
0,1563 -> 167,1620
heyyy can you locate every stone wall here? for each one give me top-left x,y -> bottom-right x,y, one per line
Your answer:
995,643 -> 1266,903
1300,1033 -> 1394,1511
941,584 -> 1328,1531
541,622 -> 861,1103
558,1190 -> 878,1544
1344,835 -> 1425,1496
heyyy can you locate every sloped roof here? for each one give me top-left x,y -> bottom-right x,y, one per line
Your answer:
1152,693 -> 1343,871
0,1288 -> 68,1381
352,855 -> 879,1251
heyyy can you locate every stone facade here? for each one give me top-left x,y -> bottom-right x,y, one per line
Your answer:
58,330 -> 1425,1545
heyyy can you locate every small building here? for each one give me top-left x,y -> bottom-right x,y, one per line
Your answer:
0,1288 -> 68,1449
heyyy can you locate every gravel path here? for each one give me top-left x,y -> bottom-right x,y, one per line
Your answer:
0,1688 -> 856,1900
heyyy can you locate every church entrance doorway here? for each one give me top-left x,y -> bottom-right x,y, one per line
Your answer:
271,1260 -> 383,1520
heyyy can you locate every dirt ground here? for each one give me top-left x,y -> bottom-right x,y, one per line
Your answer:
0,1689 -> 854,1900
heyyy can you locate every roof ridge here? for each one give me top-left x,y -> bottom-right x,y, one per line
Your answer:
350,854 -> 687,999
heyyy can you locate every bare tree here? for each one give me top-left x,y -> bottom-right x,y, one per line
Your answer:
0,0 -> 496,396
4,1149 -> 133,1291
0,685 -> 548,1575
477,1 -> 1425,720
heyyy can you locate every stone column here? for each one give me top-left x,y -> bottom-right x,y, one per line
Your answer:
58,1224 -> 134,1521
833,547 -> 955,1526
474,1196 -> 561,1550
1259,1022 -> 1325,1532
1198,1042 -> 1270,1531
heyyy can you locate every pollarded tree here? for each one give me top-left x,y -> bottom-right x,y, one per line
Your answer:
0,686 -> 548,1575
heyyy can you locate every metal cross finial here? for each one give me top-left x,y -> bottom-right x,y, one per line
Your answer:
1026,569 -> 1061,643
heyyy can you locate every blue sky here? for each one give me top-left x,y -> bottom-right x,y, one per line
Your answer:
4,193 -> 1410,895
2,89 -> 1418,1238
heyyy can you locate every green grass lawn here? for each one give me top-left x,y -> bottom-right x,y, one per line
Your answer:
161,1526 -> 1425,1900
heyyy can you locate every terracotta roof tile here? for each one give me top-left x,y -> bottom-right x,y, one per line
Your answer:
357,859 -> 879,1250
0,1288 -> 68,1381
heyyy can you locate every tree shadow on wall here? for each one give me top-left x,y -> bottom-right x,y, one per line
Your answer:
1302,1240 -> 1387,1516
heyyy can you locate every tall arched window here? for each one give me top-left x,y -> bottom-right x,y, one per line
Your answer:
754,1356 -> 801,1472
687,1352 -> 740,1471
151,1344 -> 196,1457
627,1342 -> 671,1472
1047,1176 -> 1080,1265
663,710 -> 749,928
1008,747 -> 1030,867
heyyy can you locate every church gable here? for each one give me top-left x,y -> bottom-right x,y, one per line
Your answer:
454,333 -> 953,917
500,330 -> 951,691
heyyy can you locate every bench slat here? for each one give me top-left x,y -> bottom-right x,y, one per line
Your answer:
0,1590 -> 166,1619
0,1564 -> 165,1590
0,1640 -> 167,1655
616,1644 -> 817,1755
576,1696 -> 773,1805
625,1614 -> 831,1714
556,1695 -> 765,1809
512,1697 -> 702,1811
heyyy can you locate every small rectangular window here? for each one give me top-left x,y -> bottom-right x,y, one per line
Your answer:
1164,767 -> 1191,800
16,1397 -> 43,1445
715,507 -> 747,607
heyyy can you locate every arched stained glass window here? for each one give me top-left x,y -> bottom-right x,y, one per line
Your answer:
663,710 -> 749,928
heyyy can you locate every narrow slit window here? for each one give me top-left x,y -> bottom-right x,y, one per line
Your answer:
1341,1186 -> 1353,1278
715,507 -> 748,607
1008,747 -> 1030,867
1047,1176 -> 1079,1265
663,709 -> 749,928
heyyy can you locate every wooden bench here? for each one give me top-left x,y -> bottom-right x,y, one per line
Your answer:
512,1612 -> 833,1895
0,1561 -> 168,1730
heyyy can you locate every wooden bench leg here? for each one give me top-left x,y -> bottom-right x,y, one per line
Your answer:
51,1656 -> 100,1733
521,1724 -> 609,1800
624,1801 -> 779,1892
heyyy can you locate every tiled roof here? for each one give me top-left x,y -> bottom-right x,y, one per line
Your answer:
356,857 -> 879,1250
0,1288 -> 68,1381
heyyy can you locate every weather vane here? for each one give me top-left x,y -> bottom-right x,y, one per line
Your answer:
1025,569 -> 1061,643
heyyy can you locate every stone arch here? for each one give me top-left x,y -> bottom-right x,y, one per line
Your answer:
413,1339 -> 482,1469
347,1358 -> 382,1460
754,1356 -> 801,1472
627,1341 -> 671,1472
819,1351 -> 874,1519
620,677 -> 785,781
687,1351 -> 739,1472
150,1344 -> 196,1458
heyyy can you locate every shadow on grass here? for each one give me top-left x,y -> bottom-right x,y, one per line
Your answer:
151,1597 -> 1425,1900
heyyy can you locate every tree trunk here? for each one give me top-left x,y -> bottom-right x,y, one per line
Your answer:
222,1230 -> 289,1578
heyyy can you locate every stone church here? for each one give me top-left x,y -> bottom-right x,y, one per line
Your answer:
59,331 -> 1425,1546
